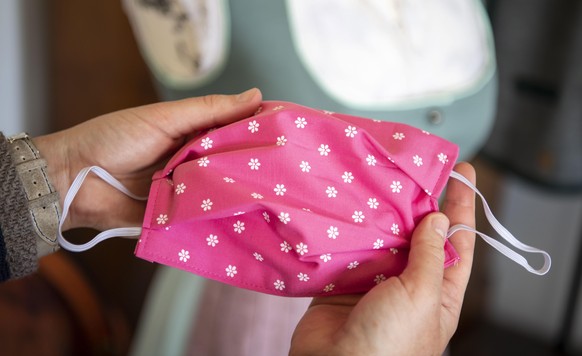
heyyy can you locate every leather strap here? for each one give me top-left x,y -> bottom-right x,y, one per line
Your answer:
7,133 -> 61,257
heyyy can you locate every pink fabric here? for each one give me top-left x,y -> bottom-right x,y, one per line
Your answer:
134,101 -> 460,297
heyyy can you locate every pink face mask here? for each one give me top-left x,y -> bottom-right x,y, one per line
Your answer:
58,101 -> 551,297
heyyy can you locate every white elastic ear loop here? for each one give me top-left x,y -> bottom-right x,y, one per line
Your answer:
447,170 -> 552,275
57,166 -> 146,252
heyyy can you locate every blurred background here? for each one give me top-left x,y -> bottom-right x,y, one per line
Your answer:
1,0 -> 581,355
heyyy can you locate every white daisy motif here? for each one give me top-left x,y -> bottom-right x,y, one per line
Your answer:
175,183 -> 186,194
248,120 -> 260,133
300,161 -> 311,173
233,220 -> 245,234
438,152 -> 449,164
390,181 -> 403,193
253,252 -> 264,262
226,265 -> 237,278
263,211 -> 270,222
373,239 -> 384,249
413,155 -> 424,167
274,184 -> 287,196
278,212 -> 291,224
345,126 -> 358,138
352,211 -> 365,223
223,177 -> 235,183
374,274 -> 387,284
324,283 -> 335,292
251,192 -> 264,199
297,273 -> 310,282
280,241 -> 292,253
320,253 -> 332,262
198,157 -> 210,167
295,117 -> 307,128
391,223 -> 400,235
393,132 -> 405,140
273,105 -> 284,111
422,130 -> 430,135
201,199 -> 213,211
178,249 -> 190,262
366,154 -> 377,166
367,198 -> 379,209
274,280 -> 286,291
296,243 -> 309,256
390,248 -> 399,254
348,261 -> 359,270
326,186 -> 338,198
327,226 -> 339,239
342,171 -> 354,183
276,136 -> 287,146
206,234 -> 219,247
201,137 -> 213,149
425,189 -> 433,196
156,214 -> 168,225
233,211 -> 245,216
323,110 -> 334,115
318,144 -> 331,156
248,158 -> 261,170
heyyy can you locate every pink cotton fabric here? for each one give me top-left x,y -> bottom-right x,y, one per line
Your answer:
134,101 -> 460,297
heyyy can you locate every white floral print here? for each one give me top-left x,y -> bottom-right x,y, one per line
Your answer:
373,239 -> 384,249
352,211 -> 365,223
226,265 -> 237,278
393,132 -> 405,140
391,223 -> 400,235
300,161 -> 311,173
367,198 -> 379,209
347,261 -> 359,269
374,274 -> 387,284
263,211 -> 270,222
273,105 -> 284,111
223,177 -> 235,183
274,279 -> 286,290
198,157 -> 210,167
248,158 -> 261,170
390,181 -> 403,193
295,117 -> 307,128
438,152 -> 448,164
233,220 -> 245,234
390,248 -> 399,254
156,214 -> 168,225
178,249 -> 190,262
296,242 -> 308,256
320,253 -> 332,262
413,155 -> 423,167
345,126 -> 358,138
201,199 -> 213,211
326,186 -> 338,198
233,211 -> 245,216
318,144 -> 331,156
327,226 -> 339,239
251,192 -> 264,199
201,137 -> 213,149
248,120 -> 260,133
274,184 -> 287,196
297,273 -> 310,282
278,212 -> 291,224
366,154 -> 377,166
323,283 -> 335,292
206,234 -> 219,247
280,241 -> 292,253
276,136 -> 287,146
253,252 -> 264,261
342,171 -> 354,183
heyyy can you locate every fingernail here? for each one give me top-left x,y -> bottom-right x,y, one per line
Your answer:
431,215 -> 449,240
237,88 -> 258,102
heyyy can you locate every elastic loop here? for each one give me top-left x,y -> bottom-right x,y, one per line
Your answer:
448,171 -> 551,275
57,166 -> 146,252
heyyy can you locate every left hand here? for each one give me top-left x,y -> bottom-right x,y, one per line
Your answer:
34,89 -> 262,231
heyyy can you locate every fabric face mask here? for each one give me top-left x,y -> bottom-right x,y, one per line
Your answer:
58,101 -> 551,297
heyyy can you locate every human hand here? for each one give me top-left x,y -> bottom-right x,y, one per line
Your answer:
289,162 -> 476,356
34,88 -> 262,231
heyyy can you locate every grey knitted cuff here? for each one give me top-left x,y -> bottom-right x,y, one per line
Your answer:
0,133 -> 37,279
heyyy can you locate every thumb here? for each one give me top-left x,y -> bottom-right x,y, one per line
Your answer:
400,213 -> 450,294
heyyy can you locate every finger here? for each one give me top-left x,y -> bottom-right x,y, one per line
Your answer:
143,88 -> 263,138
399,212 -> 450,296
441,162 -> 476,289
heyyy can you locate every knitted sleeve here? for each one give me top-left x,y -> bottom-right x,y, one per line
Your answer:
0,133 -> 37,282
